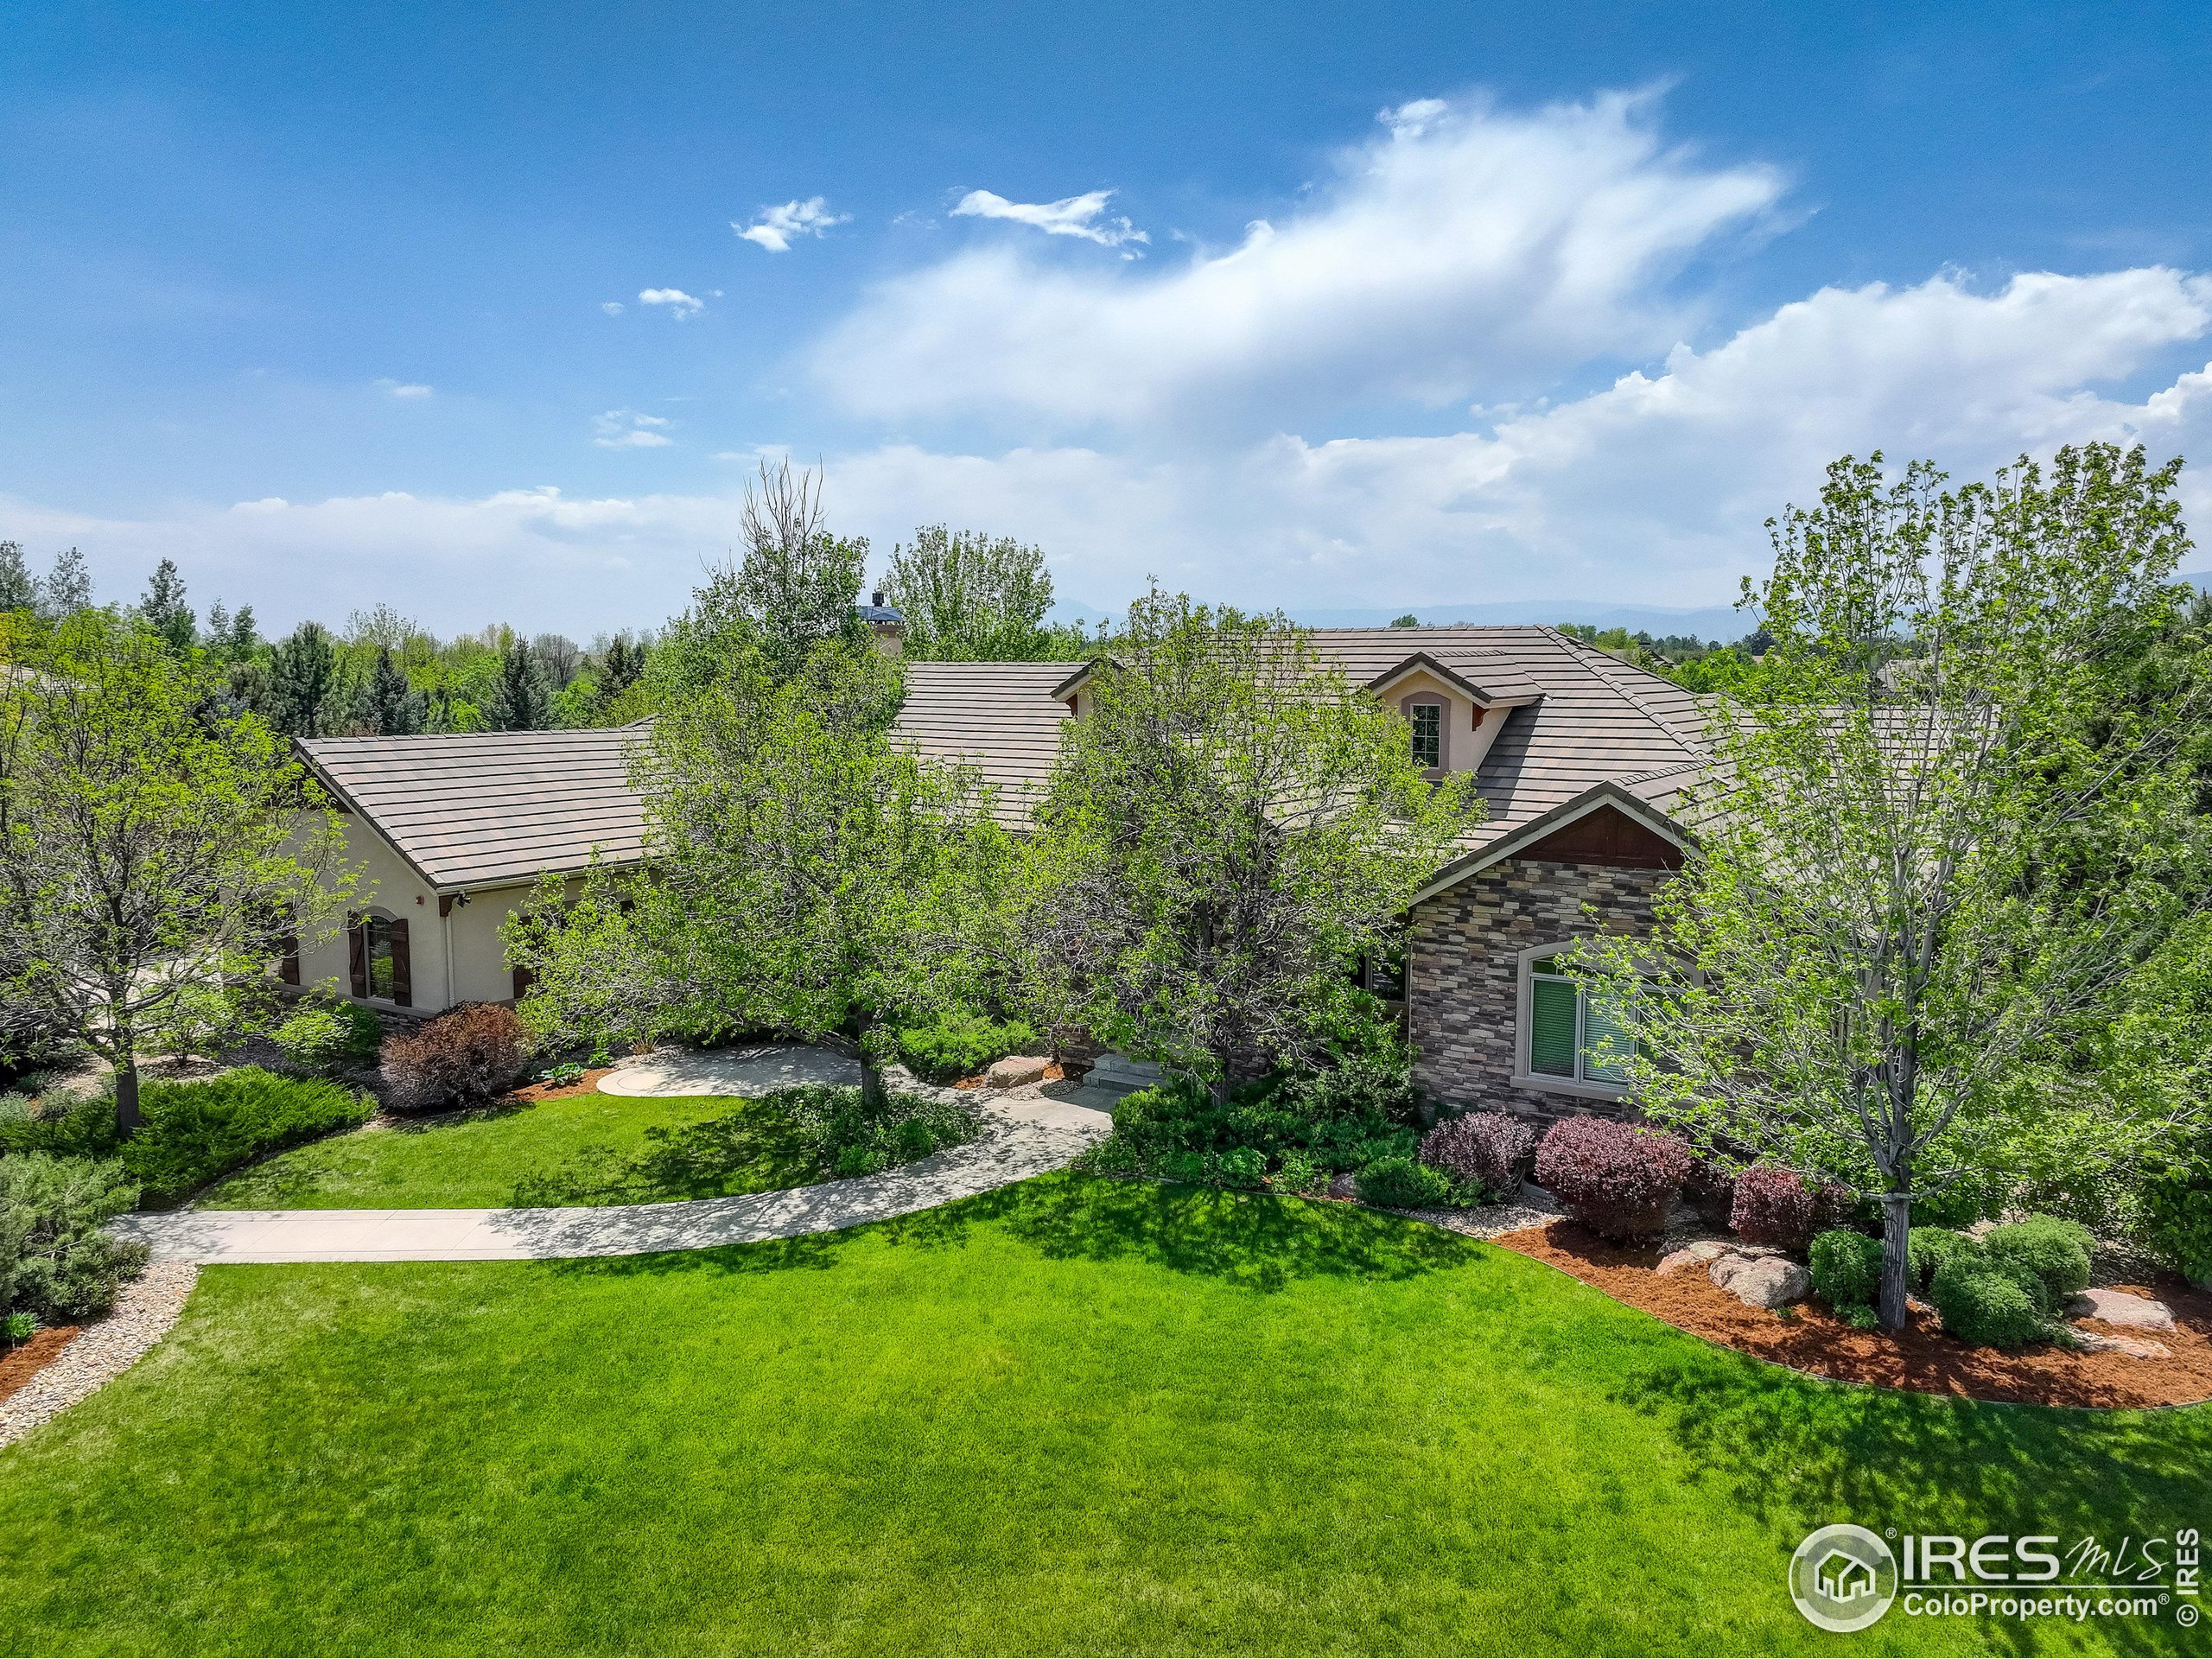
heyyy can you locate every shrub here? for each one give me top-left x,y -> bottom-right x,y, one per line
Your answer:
1908,1226 -> 1978,1291
2137,1139 -> 2212,1284
1682,1157 -> 1738,1224
1983,1216 -> 2094,1313
892,1012 -> 1040,1084
272,996 -> 385,1076
1808,1229 -> 1884,1311
1535,1115 -> 1692,1242
1730,1164 -> 1847,1255
1271,1149 -> 1329,1198
3,1310 -> 34,1343
1929,1253 -> 2049,1351
1840,1302 -> 1881,1332
122,1069 -> 373,1208
0,1153 -> 147,1323
1419,1111 -> 1535,1200
1074,1071 -> 1420,1192
382,1004 -> 531,1110
0,1069 -> 372,1209
782,1084 -> 982,1179
538,1061 -> 587,1088
1354,1155 -> 1459,1210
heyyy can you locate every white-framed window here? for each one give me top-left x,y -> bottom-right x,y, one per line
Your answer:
1410,702 -> 1443,769
1516,942 -> 1635,1097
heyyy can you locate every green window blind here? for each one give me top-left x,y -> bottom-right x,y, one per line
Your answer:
1529,976 -> 1579,1077
1581,995 -> 1635,1083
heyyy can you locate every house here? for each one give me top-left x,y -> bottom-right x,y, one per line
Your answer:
288,625 -> 1706,1125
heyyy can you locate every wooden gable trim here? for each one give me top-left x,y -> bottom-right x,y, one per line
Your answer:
1516,803 -> 1684,870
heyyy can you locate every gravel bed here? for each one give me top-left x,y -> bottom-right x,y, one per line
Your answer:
0,1262 -> 200,1449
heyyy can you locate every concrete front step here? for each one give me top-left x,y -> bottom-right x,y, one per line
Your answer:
1085,1052 -> 1163,1092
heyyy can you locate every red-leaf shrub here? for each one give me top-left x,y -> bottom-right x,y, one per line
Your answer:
1420,1111 -> 1537,1198
1729,1163 -> 1848,1255
1683,1156 -> 1738,1224
382,1003 -> 531,1110
1535,1114 -> 1692,1242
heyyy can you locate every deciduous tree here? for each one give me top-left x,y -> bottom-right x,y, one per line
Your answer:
1027,588 -> 1484,1098
0,612 -> 353,1135
1580,445 -> 2209,1328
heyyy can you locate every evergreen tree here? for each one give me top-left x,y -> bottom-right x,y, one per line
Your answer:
137,558 -> 195,652
486,637 -> 550,730
366,646 -> 426,734
35,549 -> 91,621
266,622 -> 342,736
0,543 -> 32,613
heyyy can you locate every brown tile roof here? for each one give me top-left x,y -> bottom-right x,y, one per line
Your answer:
892,660 -> 1073,826
296,727 -> 650,891
298,626 -> 1712,891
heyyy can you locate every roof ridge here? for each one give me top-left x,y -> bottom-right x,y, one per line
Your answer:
1535,626 -> 1712,761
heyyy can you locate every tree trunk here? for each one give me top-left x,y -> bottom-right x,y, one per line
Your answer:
860,1054 -> 886,1114
1878,1190 -> 1913,1331
114,1057 -> 143,1140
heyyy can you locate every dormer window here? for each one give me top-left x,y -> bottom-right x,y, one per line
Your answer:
1410,703 -> 1442,770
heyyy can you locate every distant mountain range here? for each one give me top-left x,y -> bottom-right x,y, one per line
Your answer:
1054,574 -> 2212,643
1053,596 -> 1754,643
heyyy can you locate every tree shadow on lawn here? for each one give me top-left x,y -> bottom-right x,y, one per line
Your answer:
508,1108 -> 819,1208
539,1174 -> 1484,1294
953,1173 -> 1488,1292
1616,1357 -> 2212,1653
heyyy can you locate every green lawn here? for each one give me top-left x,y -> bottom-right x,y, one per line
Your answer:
196,1090 -> 817,1210
0,1176 -> 2204,1656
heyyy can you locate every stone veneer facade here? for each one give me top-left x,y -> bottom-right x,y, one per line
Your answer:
1408,855 -> 1669,1126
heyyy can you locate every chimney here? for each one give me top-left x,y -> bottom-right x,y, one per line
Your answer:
871,589 -> 885,607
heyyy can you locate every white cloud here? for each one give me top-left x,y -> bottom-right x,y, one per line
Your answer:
734,197 -> 849,252
819,269 -> 2212,607
601,301 -> 626,315
374,378 -> 434,398
950,188 -> 1148,249
815,92 -> 1784,432
592,409 -> 675,448
638,287 -> 705,319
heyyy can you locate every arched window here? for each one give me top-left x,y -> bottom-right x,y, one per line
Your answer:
1516,942 -> 1632,1096
347,910 -> 413,1007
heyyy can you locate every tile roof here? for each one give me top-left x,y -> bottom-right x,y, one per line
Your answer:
891,660 -> 1073,826
298,626 -> 1712,892
297,727 -> 651,891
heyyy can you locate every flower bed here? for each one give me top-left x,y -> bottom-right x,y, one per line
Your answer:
1491,1217 -> 2212,1409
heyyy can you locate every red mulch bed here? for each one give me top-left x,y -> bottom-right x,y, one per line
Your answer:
500,1067 -> 620,1106
0,1326 -> 82,1407
1492,1217 -> 2212,1410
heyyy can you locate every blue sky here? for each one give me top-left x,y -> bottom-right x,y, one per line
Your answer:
4,1 -> 2210,637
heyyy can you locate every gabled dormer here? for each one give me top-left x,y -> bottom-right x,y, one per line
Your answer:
1364,652 -> 1543,779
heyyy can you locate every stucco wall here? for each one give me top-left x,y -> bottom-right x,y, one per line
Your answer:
1407,855 -> 1669,1126
291,814 -> 565,1014
293,814 -> 451,1013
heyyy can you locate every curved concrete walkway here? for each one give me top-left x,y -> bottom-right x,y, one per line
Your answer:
112,1094 -> 1110,1266
598,1044 -> 860,1096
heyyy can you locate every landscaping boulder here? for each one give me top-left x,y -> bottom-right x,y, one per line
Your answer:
1710,1252 -> 1810,1309
2073,1328 -> 2171,1360
984,1055 -> 1052,1089
2067,1287 -> 2175,1332
1656,1240 -> 1731,1276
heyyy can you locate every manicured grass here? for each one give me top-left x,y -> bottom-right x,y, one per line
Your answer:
197,1090 -> 817,1210
1,1176 -> 2205,1655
